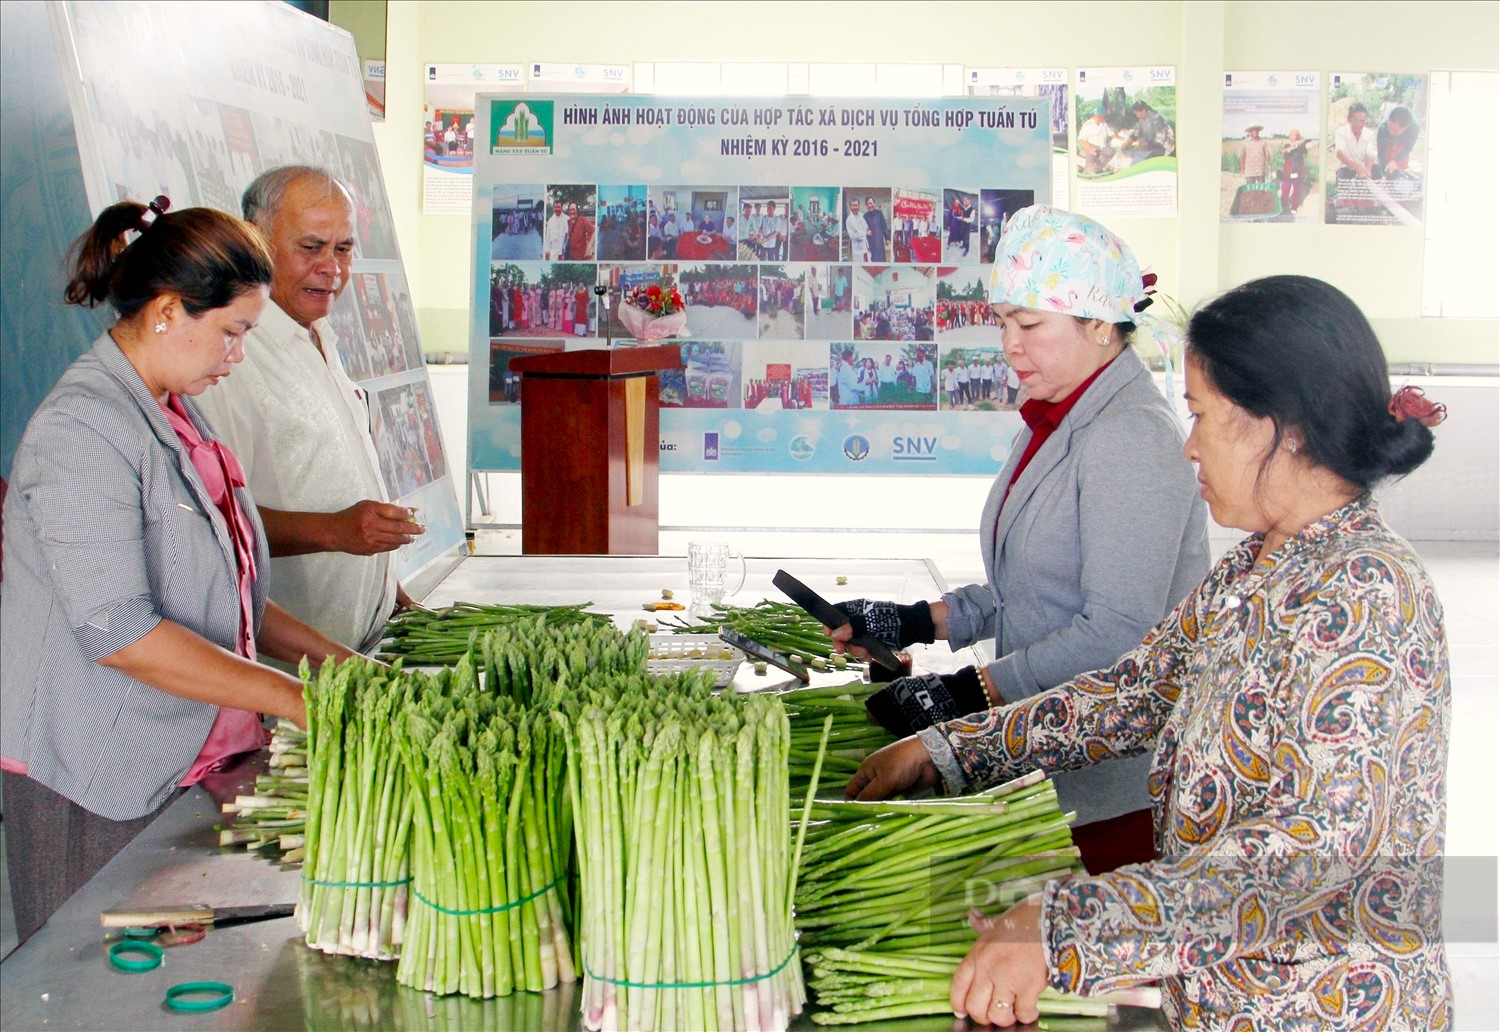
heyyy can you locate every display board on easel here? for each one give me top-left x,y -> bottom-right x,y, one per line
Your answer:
31,0 -> 463,580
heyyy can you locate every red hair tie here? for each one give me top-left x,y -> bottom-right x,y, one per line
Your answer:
1134,270 -> 1159,313
1388,385 -> 1446,428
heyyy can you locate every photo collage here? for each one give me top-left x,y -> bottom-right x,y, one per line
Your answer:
95,87 -> 445,500
487,183 -> 1035,413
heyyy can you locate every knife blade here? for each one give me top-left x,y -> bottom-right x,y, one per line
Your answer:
100,902 -> 295,929
719,626 -> 811,683
772,570 -> 904,671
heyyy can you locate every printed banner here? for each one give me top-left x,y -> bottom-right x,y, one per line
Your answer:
1221,72 -> 1321,224
423,63 -> 525,215
1074,66 -> 1178,219
1324,72 -> 1427,226
468,94 -> 1052,475
967,68 -> 1069,208
529,62 -> 632,94
54,0 -> 464,578
364,59 -> 385,121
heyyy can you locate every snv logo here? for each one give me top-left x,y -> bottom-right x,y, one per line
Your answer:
892,435 -> 938,461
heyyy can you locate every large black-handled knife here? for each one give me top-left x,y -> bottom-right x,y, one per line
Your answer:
772,570 -> 903,671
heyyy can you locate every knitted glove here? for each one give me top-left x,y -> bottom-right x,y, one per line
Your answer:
865,667 -> 988,737
835,598 -> 937,649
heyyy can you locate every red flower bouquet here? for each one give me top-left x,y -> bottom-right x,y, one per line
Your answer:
619,283 -> 688,340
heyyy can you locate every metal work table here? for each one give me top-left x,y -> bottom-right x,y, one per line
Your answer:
1,555 -> 1165,1031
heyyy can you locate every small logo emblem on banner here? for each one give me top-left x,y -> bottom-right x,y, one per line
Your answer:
490,99 -> 552,155
842,435 -> 871,461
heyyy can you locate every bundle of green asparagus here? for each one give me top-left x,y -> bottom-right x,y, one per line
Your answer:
377,601 -> 612,664
797,772 -> 1080,949
804,945 -> 1160,1027
390,618 -> 648,998
392,657 -> 576,999
299,657 -> 415,960
553,674 -> 808,1032
218,718 -> 308,860
795,771 -> 1096,1024
477,615 -> 650,707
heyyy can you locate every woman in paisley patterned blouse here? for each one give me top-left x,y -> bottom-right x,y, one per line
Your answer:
847,275 -> 1451,1030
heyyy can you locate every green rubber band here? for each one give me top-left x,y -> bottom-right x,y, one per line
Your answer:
108,938 -> 163,972
165,981 -> 234,1012
410,874 -> 563,917
300,875 -> 413,889
584,942 -> 799,990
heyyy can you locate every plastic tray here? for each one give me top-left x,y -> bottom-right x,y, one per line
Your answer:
647,634 -> 744,687
1227,181 -> 1283,221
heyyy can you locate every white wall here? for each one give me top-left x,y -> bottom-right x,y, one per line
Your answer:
373,1 -> 1498,360
397,1 -> 1500,543
431,366 -> 1499,542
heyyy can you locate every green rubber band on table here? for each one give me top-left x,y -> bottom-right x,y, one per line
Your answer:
584,942 -> 799,990
300,875 -> 412,889
108,939 -> 164,972
165,981 -> 235,1012
409,873 -> 563,916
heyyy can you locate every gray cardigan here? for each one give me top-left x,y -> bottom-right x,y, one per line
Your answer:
1,335 -> 270,820
939,348 -> 1209,824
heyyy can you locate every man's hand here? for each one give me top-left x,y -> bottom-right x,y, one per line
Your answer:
259,502 -> 425,558
328,500 -> 425,556
394,583 -> 427,614
845,736 -> 940,801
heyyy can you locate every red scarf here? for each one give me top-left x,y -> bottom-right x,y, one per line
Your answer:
162,395 -> 258,657
1005,360 -> 1113,503
162,395 -> 268,784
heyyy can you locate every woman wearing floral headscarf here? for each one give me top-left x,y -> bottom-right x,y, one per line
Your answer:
832,206 -> 1210,874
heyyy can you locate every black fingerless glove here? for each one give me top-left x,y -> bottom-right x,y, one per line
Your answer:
865,666 -> 988,737
835,598 -> 937,649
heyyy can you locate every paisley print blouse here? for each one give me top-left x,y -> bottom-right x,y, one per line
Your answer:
918,498 -> 1451,1029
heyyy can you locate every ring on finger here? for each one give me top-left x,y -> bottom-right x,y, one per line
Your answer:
992,999 -> 1012,1011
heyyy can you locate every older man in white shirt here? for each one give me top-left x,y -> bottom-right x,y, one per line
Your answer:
196,166 -> 422,651
543,200 -> 571,260
845,198 -> 870,263
1334,102 -> 1378,179
760,200 -> 788,261
660,210 -> 682,257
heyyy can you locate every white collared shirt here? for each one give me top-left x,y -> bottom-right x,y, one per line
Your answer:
194,301 -> 395,650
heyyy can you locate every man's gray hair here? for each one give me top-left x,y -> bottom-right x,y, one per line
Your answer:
241,166 -> 352,227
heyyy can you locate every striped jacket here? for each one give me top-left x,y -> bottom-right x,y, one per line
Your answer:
941,348 -> 1210,825
1,334 -> 269,820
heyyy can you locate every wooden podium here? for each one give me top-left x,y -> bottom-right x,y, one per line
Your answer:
509,345 -> 683,555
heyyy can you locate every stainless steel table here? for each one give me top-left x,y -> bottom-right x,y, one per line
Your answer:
1,555 -> 1166,1031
